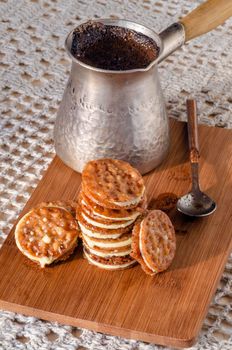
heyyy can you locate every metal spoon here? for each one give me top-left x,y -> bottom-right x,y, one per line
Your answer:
177,99 -> 217,217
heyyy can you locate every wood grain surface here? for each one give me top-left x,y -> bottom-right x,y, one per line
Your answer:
0,119 -> 231,348
180,0 -> 232,42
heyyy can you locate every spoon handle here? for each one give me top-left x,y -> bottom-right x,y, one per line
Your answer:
187,99 -> 200,192
187,99 -> 199,153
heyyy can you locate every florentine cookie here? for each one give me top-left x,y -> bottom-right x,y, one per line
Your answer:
80,190 -> 146,221
82,159 -> 145,209
76,207 -> 134,239
84,248 -> 136,270
83,238 -> 132,258
131,210 -> 176,275
131,219 -> 154,275
81,232 -> 132,250
15,204 -> 79,268
80,204 -> 136,229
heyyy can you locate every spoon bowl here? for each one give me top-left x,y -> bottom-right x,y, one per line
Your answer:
177,191 -> 217,217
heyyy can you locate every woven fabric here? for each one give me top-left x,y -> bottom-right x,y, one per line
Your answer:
0,0 -> 232,349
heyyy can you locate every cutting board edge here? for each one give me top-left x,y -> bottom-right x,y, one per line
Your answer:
0,299 -> 198,349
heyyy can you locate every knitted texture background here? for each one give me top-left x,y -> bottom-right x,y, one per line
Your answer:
0,0 -> 232,349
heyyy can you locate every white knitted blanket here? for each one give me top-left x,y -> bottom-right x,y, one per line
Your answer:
0,0 -> 232,349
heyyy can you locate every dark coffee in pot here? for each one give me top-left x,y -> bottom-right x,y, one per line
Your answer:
71,21 -> 159,70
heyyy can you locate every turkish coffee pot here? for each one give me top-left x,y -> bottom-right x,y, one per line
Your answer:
54,0 -> 232,174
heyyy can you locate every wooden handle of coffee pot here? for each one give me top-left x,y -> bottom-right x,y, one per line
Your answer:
180,0 -> 232,42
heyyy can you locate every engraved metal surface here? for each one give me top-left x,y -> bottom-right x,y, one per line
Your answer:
54,62 -> 169,174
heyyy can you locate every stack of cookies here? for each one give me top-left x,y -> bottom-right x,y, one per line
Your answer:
14,159 -> 176,275
76,158 -> 147,270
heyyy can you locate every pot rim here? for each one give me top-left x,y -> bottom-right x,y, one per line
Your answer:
65,18 -> 163,74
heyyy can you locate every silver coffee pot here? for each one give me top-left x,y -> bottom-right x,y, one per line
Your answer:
54,0 -> 232,174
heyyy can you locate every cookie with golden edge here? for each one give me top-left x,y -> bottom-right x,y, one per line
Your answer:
80,190 -> 146,221
83,242 -> 131,258
130,219 -> 155,276
81,231 -> 133,250
80,203 -> 136,229
140,210 -> 176,274
76,205 -> 134,239
15,204 -> 80,268
131,210 -> 176,275
83,237 -> 131,258
82,158 -> 145,209
84,247 -> 136,270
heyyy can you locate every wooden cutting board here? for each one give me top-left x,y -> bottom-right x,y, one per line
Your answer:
0,119 -> 232,349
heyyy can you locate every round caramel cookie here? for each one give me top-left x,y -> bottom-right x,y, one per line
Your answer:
76,206 -> 134,239
80,203 -> 136,229
82,158 -> 145,209
83,238 -> 131,258
84,248 -> 136,270
140,210 -> 176,274
82,232 -> 132,250
80,190 -> 146,221
15,204 -> 80,268
130,219 -> 154,276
